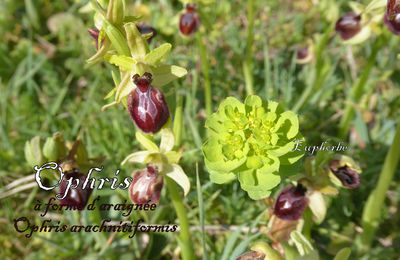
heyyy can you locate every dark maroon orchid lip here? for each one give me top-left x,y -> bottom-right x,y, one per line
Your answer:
329,160 -> 360,189
273,184 -> 309,221
128,73 -> 170,133
335,12 -> 362,40
129,165 -> 163,204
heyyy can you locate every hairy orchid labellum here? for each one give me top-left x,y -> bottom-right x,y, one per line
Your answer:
179,4 -> 200,35
273,184 -> 309,221
129,164 -> 164,204
335,12 -> 362,40
237,242 -> 282,260
122,128 -> 190,197
385,0 -> 400,35
127,73 -> 170,133
328,156 -> 361,189
59,170 -> 92,210
202,95 -> 304,200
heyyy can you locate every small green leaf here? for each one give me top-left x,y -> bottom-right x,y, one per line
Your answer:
144,43 -> 172,66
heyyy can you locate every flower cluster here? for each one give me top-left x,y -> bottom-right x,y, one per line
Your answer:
202,95 -> 304,200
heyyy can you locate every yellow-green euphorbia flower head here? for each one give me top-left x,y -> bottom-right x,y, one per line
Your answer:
202,95 -> 304,200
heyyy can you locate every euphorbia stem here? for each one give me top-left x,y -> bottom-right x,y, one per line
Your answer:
243,0 -> 255,95
357,119 -> 400,253
338,39 -> 381,139
196,33 -> 212,118
166,177 -> 196,260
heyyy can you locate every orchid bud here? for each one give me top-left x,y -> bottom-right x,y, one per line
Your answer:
129,165 -> 163,204
335,13 -> 362,40
296,45 -> 313,64
384,0 -> 400,35
179,4 -> 200,35
137,23 -> 157,43
127,73 -> 170,133
273,184 -> 309,221
329,158 -> 361,189
59,170 -> 92,210
43,132 -> 67,162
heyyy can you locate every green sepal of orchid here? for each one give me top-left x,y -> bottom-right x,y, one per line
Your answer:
164,164 -> 190,196
308,191 -> 327,224
145,43 -> 172,66
124,22 -> 149,59
121,128 -> 190,196
115,72 -> 134,103
106,0 -> 125,26
87,40 -> 111,65
105,54 -> 137,71
136,131 -> 159,152
103,20 -> 131,56
150,65 -> 187,88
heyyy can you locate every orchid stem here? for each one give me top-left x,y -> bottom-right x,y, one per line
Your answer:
170,86 -> 195,260
338,39 -> 382,139
166,177 -> 196,260
196,33 -> 212,118
357,119 -> 400,253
